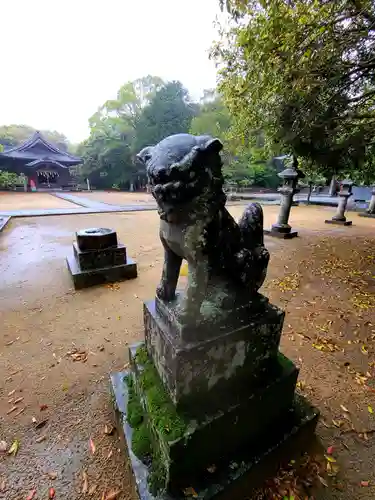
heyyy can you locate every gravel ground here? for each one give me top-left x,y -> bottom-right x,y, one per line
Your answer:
0,205 -> 374,499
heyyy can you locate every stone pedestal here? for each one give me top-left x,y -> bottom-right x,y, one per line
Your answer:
111,294 -> 319,499
266,159 -> 303,239
66,227 -> 137,289
325,179 -> 353,226
359,186 -> 375,218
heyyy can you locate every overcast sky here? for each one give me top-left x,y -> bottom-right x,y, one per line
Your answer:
0,0 -> 223,143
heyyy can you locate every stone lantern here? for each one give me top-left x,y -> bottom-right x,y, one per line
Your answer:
265,156 -> 304,239
359,184 -> 375,218
325,179 -> 353,226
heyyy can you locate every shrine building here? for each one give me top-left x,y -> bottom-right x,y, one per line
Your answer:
0,131 -> 82,191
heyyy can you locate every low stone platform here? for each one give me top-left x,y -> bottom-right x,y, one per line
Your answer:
325,219 -> 352,226
66,227 -> 137,289
0,216 -> 11,232
66,255 -> 137,289
110,364 -> 319,500
358,212 -> 375,218
264,229 -> 298,239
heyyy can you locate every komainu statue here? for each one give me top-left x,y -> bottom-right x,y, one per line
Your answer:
137,134 -> 269,324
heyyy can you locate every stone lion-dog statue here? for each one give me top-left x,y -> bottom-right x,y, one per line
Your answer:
137,134 -> 269,323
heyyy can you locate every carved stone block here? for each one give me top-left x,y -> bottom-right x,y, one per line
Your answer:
144,298 -> 285,417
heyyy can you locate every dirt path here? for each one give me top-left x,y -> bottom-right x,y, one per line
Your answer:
0,206 -> 375,499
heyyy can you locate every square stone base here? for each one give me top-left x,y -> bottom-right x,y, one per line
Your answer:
358,212 -> 375,218
66,255 -> 137,289
144,299 -> 285,416
264,229 -> 298,239
110,363 -> 319,500
325,219 -> 352,226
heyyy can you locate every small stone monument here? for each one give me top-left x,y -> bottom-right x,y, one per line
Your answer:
265,155 -> 304,239
66,228 -> 137,289
359,184 -> 375,218
110,134 -> 318,499
325,179 -> 353,226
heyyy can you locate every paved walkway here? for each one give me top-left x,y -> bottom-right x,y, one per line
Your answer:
0,205 -> 156,218
0,216 -> 11,232
53,192 -> 122,209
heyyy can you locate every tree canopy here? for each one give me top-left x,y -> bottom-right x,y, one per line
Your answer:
0,124 -> 71,152
78,77 -> 197,189
214,0 -> 375,181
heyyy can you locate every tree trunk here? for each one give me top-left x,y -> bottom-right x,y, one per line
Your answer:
329,175 -> 337,197
307,183 -> 313,204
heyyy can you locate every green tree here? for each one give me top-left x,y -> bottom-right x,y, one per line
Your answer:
0,170 -> 21,189
214,0 -> 375,181
133,81 -> 196,151
190,91 -> 231,139
0,124 -> 71,151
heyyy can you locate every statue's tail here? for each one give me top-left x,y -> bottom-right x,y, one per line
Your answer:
238,202 -> 265,249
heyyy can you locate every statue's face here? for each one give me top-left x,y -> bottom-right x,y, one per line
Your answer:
136,134 -> 223,219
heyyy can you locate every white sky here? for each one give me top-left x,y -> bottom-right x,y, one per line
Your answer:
0,0 -> 223,143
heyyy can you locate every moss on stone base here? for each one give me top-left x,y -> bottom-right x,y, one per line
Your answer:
132,422 -> 152,459
125,375 -> 144,428
135,346 -> 188,443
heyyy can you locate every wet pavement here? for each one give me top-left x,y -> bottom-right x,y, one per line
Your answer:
53,192 -> 122,209
0,205 -> 157,218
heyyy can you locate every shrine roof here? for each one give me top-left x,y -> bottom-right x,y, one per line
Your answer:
0,131 -> 82,165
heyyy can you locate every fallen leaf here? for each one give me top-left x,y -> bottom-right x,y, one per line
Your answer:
32,417 -> 37,424
183,486 -> 198,497
361,345 -> 368,355
325,454 -> 337,463
8,439 -> 19,456
332,419 -> 344,428
340,405 -> 349,413
318,475 -> 328,487
89,438 -> 96,454
49,487 -> 55,498
14,407 -> 25,417
35,419 -> 48,430
47,472 -> 57,480
0,441 -> 8,452
88,484 -> 97,495
104,425 -> 115,436
368,406 -> 373,414
82,471 -> 89,493
360,481 -> 370,487
326,446 -> 334,455
105,490 -> 121,500
26,489 -> 36,500
40,404 -> 48,412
